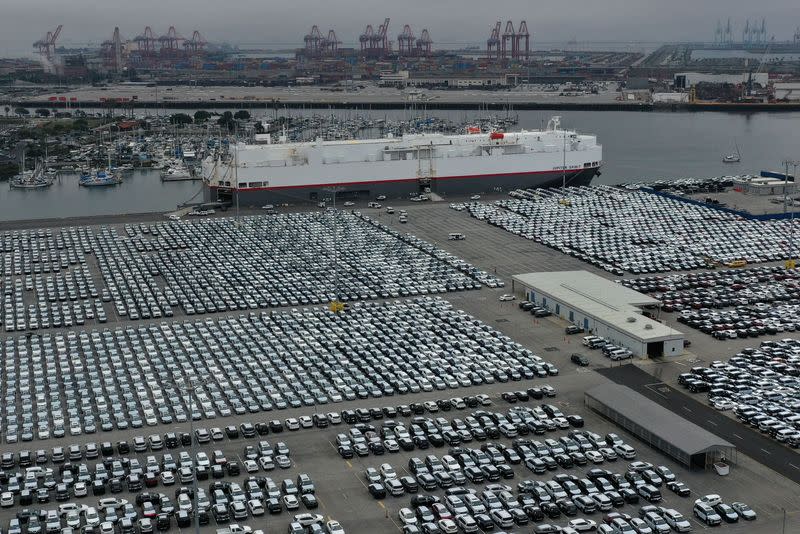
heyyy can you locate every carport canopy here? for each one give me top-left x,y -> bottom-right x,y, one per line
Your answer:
585,383 -> 736,468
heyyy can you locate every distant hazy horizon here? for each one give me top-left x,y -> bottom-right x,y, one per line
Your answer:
1,0 -> 797,58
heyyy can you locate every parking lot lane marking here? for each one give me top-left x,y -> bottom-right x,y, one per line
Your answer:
346,460 -> 352,469
706,420 -> 717,427
682,405 -> 692,413
761,448 -> 772,455
377,501 -> 385,509
790,463 -> 800,470
643,382 -> 668,399
732,433 -> 744,440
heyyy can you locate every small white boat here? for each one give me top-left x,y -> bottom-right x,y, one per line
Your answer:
723,141 -> 741,163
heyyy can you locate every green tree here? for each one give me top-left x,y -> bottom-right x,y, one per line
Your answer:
193,110 -> 212,123
3,106 -> 9,117
233,110 -> 251,121
217,111 -> 235,132
169,113 -> 193,126
35,108 -> 50,117
14,107 -> 30,117
73,118 -> 89,131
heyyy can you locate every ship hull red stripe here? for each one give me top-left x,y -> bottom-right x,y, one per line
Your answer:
209,166 -> 601,191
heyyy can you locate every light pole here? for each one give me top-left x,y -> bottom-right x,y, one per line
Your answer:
176,377 -> 206,534
783,159 -> 799,268
323,186 -> 344,310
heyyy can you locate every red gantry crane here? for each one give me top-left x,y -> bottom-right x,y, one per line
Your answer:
486,21 -> 501,61
33,24 -> 62,61
416,29 -> 432,57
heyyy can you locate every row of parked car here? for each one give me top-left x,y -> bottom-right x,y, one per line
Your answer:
389,459 -> 699,534
337,401 -> 593,463
0,296 -> 552,443
105,211 -> 500,320
580,337 -> 633,361
466,184 -> 795,274
0,438 -> 295,509
3,473 -> 327,534
619,265 -> 800,314
679,339 -> 800,447
675,303 -> 800,340
1,229 -> 111,332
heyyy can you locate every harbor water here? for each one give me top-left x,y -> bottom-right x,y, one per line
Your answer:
1,110 -> 799,222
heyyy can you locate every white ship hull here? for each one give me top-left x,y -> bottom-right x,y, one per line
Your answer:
203,120 -> 602,204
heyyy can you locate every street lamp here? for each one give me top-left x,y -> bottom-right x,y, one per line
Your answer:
323,186 -> 344,311
175,377 -> 207,534
783,159 -> 800,269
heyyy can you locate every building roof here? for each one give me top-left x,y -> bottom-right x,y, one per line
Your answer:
586,383 -> 735,456
512,270 -> 681,341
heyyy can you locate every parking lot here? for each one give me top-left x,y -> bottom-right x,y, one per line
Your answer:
0,370 -> 794,534
455,185 -> 798,274
1,211 -> 501,334
0,197 -> 798,533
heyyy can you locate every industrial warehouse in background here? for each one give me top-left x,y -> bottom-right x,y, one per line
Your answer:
3,17 -> 800,108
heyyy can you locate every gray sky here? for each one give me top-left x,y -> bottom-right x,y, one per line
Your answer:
2,0 -> 798,56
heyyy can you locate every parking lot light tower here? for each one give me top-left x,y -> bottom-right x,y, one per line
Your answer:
177,377 -> 206,534
783,159 -> 799,269
324,186 -> 345,312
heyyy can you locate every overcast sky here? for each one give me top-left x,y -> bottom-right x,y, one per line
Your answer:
2,0 -> 798,56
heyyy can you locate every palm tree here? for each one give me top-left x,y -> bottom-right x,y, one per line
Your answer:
3,106 -> 9,117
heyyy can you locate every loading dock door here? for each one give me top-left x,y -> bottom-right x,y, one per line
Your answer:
647,341 -> 664,358
583,318 -> 589,330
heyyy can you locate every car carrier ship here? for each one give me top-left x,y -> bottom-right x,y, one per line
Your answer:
201,116 -> 602,204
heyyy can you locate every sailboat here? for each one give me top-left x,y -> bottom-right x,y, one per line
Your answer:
80,149 -> 122,187
723,141 -> 741,163
10,151 -> 53,189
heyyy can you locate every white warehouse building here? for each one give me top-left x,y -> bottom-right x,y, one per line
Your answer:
512,270 -> 684,358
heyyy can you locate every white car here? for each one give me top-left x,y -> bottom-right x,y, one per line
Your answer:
285,418 -> 301,431
343,202 -> 354,207
0,492 -> 13,507
379,463 -> 397,479
569,518 -> 597,531
84,507 -> 101,527
74,482 -> 88,497
629,518 -> 653,534
66,511 -> 81,528
498,294 -> 515,301
97,498 -> 128,510
247,499 -> 265,516
326,520 -> 345,534
613,443 -> 636,459
662,508 -> 692,532
694,494 -> 722,507
470,195 -> 481,200
293,513 -> 324,526
398,507 -> 417,525
283,495 -> 299,510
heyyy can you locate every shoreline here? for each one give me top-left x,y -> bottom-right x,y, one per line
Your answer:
4,99 -> 800,112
